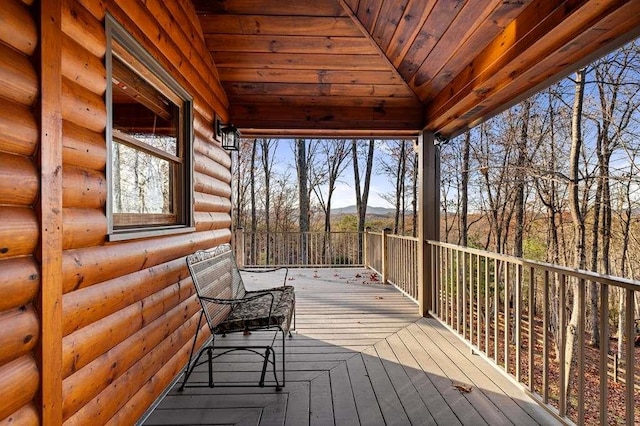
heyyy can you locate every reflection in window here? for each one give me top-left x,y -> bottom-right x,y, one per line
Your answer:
107,17 -> 193,237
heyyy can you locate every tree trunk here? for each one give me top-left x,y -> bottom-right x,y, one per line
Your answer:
461,131 -> 470,246
411,149 -> 418,238
514,100 -> 530,258
250,140 -> 257,264
393,141 -> 403,233
352,139 -> 374,261
296,138 -> 309,264
565,68 -> 587,402
259,139 -> 272,262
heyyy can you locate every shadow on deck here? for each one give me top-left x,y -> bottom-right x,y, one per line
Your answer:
143,268 -> 559,425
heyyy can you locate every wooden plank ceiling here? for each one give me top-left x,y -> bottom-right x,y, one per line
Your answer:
192,0 -> 640,138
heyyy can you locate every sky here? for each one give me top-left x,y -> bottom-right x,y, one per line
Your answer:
267,139 -> 400,209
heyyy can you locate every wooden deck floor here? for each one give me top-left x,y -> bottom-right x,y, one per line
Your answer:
143,268 -> 559,426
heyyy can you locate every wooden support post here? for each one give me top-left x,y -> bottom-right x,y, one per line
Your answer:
418,131 -> 439,317
39,0 -> 64,423
235,227 -> 245,267
381,228 -> 390,283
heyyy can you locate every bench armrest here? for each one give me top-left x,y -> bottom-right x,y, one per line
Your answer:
238,266 -> 289,288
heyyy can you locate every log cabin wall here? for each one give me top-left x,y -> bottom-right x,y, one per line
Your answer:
0,0 -> 232,424
0,0 -> 41,423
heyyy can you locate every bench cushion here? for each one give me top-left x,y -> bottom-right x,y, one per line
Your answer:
216,286 -> 295,334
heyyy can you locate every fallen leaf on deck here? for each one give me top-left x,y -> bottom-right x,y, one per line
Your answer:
243,330 -> 252,336
288,277 -> 295,281
355,273 -> 362,278
370,273 -> 379,281
375,296 -> 384,300
453,382 -> 472,393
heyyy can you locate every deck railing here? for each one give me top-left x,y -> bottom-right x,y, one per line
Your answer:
363,229 -> 419,302
427,240 -> 639,425
235,229 -> 362,267
233,229 -> 638,423
364,229 -> 383,273
385,234 -> 419,301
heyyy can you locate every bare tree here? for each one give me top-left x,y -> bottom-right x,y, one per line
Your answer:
460,131 -> 470,246
295,139 -> 310,262
353,139 -> 375,260
258,138 -> 278,262
249,140 -> 258,264
565,67 -> 587,403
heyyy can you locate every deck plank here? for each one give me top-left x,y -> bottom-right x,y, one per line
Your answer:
310,372 -> 335,426
284,382 -> 310,426
374,339 -> 436,425
329,361 -> 360,425
361,346 -> 412,425
385,332 -> 456,425
143,268 -> 559,426
346,354 -> 386,425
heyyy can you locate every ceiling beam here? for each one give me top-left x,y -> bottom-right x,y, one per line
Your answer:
435,0 -> 640,137
425,0 -> 635,135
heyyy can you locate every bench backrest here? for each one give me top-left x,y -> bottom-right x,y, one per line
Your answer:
186,244 -> 246,328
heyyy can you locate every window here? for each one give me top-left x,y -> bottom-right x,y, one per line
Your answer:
106,16 -> 193,240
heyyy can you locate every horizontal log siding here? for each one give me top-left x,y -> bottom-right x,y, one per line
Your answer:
0,257 -> 39,312
0,356 -> 39,421
0,1 -> 40,423
54,1 -> 231,425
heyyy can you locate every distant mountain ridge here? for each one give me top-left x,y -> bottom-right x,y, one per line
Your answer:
331,205 -> 395,215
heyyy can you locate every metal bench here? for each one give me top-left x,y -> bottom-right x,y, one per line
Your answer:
179,243 -> 295,391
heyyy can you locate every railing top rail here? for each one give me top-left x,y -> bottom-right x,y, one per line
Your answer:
239,231 -> 360,235
366,231 -> 383,236
427,239 -> 640,291
387,234 -> 419,242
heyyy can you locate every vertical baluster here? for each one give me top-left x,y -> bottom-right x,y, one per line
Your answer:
451,247 -> 455,327
468,253 -> 476,345
599,283 -> 608,425
450,248 -> 455,326
477,254 -> 481,351
440,246 -> 445,319
462,251 -> 467,337
528,266 -> 535,391
444,247 -> 449,324
494,259 -> 499,363
504,262 -> 510,372
485,255 -> 490,355
625,288 -> 634,426
432,243 -> 437,312
543,270 -> 549,403
559,274 -> 567,417
577,279 -> 585,425
457,250 -> 461,333
515,264 -> 522,382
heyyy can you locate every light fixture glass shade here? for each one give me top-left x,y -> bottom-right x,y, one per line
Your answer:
221,124 -> 240,151
215,116 -> 240,151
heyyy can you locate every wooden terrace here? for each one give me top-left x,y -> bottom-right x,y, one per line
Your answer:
144,268 -> 557,425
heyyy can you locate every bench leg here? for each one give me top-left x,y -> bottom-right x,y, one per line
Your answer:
273,341 -> 282,391
207,346 -> 214,387
259,347 -> 271,387
179,310 -> 206,391
280,329 -> 286,390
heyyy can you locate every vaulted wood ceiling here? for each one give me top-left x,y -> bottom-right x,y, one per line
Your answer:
192,0 -> 640,138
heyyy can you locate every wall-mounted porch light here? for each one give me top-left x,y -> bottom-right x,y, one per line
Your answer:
215,116 -> 241,151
